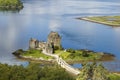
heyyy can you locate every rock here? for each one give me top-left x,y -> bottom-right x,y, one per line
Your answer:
12,49 -> 24,56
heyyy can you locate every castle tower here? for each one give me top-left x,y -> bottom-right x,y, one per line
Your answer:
47,31 -> 61,49
29,38 -> 39,49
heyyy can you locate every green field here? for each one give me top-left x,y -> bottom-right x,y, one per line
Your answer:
109,73 -> 120,80
22,49 -> 53,60
20,49 -> 53,60
80,16 -> 120,27
55,49 -> 103,62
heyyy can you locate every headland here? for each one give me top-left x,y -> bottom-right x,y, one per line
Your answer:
77,16 -> 120,27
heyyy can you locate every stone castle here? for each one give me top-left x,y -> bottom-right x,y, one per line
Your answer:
29,31 -> 61,54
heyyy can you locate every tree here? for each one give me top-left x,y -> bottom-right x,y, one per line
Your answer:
0,0 -> 23,10
92,63 -> 109,80
0,63 -> 75,80
81,51 -> 89,57
66,48 -> 75,53
77,62 -> 109,80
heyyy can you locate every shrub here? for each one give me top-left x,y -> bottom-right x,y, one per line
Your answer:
81,51 -> 89,57
66,48 -> 75,53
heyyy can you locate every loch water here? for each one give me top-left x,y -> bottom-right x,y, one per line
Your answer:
0,0 -> 120,71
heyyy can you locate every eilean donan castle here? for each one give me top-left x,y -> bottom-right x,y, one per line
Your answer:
29,31 -> 61,54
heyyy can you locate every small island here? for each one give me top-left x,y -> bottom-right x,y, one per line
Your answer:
77,16 -> 120,27
0,0 -> 23,10
13,31 -> 115,63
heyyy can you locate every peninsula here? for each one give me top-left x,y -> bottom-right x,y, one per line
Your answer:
0,0 -> 23,10
77,16 -> 120,27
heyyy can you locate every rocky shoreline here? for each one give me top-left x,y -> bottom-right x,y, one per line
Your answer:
20,55 -> 54,62
13,52 -> 55,63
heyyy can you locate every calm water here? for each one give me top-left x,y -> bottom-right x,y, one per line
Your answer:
0,0 -> 120,71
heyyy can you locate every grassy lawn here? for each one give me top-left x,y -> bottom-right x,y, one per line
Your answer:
56,50 -> 71,59
22,49 -> 53,60
109,73 -> 120,80
83,16 -> 120,26
55,49 -> 102,61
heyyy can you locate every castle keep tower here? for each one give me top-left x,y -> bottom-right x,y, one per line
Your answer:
29,38 -> 39,49
47,31 -> 61,49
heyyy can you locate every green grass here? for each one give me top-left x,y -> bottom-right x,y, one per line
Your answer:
54,50 -> 71,59
109,73 -> 120,80
55,50 -> 102,61
59,51 -> 71,59
86,16 -> 120,26
54,50 -> 64,54
22,49 -> 53,60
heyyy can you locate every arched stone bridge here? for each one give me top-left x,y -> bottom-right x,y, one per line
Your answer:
42,50 -> 80,75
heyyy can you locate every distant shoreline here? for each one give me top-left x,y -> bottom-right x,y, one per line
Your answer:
0,0 -> 23,10
77,16 -> 120,27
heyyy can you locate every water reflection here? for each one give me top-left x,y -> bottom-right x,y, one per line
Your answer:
21,0 -> 120,15
49,17 -> 62,31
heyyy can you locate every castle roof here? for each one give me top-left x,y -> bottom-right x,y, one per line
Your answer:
48,31 -> 61,39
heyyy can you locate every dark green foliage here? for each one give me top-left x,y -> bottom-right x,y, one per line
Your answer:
0,0 -> 23,10
92,64 -> 109,80
69,53 -> 76,59
66,48 -> 76,53
67,49 -> 90,59
54,46 -> 59,50
67,49 -> 89,57
0,63 -> 75,80
81,51 -> 89,57
12,49 -> 24,56
54,45 -> 63,51
68,52 -> 81,59
77,62 -> 109,80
